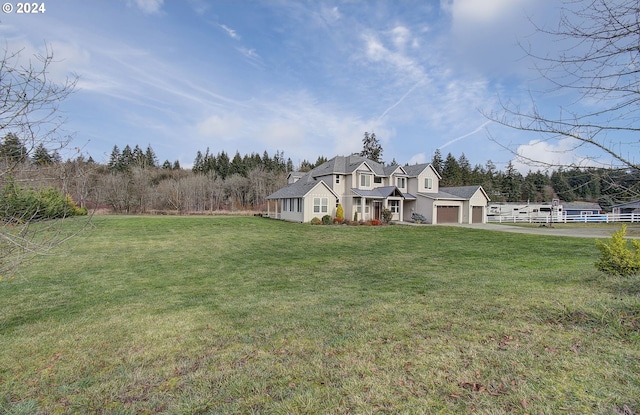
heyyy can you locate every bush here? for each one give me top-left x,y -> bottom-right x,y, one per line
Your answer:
333,217 -> 343,224
353,211 -> 358,222
321,214 -> 332,225
336,204 -> 344,221
310,217 -> 322,225
595,225 -> 640,277
371,219 -> 381,226
382,208 -> 393,224
0,180 -> 87,222
411,212 -> 427,223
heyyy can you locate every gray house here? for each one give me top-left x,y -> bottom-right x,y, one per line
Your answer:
266,155 -> 490,224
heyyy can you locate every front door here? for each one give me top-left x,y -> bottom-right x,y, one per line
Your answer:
374,201 -> 382,220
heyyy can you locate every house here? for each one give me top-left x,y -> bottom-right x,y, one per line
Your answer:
611,200 -> 640,215
266,154 -> 490,224
562,202 -> 602,216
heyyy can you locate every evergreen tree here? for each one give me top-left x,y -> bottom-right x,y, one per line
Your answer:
441,152 -> 462,186
431,149 -> 444,176
229,151 -> 246,177
120,145 -> 133,169
314,156 -> 327,167
193,150 -> 204,174
32,143 -> 53,165
458,153 -> 471,185
162,160 -> 173,170
172,160 -> 181,170
216,151 -> 230,179
107,145 -> 122,172
360,131 -> 383,163
0,133 -> 28,163
501,161 -> 523,201
145,145 -> 158,168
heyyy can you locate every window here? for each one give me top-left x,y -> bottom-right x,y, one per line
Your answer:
374,177 -> 383,184
360,174 -> 371,187
424,177 -> 433,189
297,198 -> 302,212
335,175 -> 340,184
313,197 -> 328,213
389,200 -> 399,213
397,177 -> 406,188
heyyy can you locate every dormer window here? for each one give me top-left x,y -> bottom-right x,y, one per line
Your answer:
424,178 -> 433,190
397,177 -> 406,188
360,174 -> 371,187
374,177 -> 383,184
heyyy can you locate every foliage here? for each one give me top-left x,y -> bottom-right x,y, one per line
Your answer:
0,180 -> 87,222
310,217 -> 321,225
336,203 -> 344,221
381,208 -> 393,224
595,225 -> 640,277
321,214 -> 332,225
353,211 -> 358,221
411,212 -> 427,223
360,131 -> 383,163
370,219 -> 381,226
333,217 -> 343,224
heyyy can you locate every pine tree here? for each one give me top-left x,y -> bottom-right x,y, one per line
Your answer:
431,149 -> 443,176
441,152 -> 462,186
32,143 -> 53,165
145,145 -> 158,168
107,145 -> 121,172
360,132 -> 383,163
0,133 -> 28,163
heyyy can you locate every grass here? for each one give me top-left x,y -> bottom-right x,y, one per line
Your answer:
1,216 -> 639,414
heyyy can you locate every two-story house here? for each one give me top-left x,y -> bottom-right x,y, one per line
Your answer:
266,155 -> 489,224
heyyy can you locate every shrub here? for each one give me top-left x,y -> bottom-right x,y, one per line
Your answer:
353,211 -> 358,222
0,180 -> 87,222
333,217 -> 343,224
382,208 -> 393,224
321,215 -> 332,225
371,219 -> 381,226
336,204 -> 344,221
595,225 -> 640,277
411,212 -> 427,223
310,217 -> 322,225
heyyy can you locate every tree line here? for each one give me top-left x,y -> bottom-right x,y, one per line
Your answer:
428,149 -> 638,211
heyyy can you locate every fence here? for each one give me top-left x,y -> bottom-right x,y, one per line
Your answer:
487,213 -> 640,224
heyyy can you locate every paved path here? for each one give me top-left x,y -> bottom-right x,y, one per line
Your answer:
444,223 -> 639,239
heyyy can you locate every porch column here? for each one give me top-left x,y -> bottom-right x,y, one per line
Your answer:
399,199 -> 404,222
362,197 -> 365,220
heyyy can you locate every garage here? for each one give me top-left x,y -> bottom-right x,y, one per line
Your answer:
472,206 -> 484,223
437,206 -> 459,223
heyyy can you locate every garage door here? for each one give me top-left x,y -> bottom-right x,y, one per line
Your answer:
437,206 -> 459,223
472,206 -> 484,223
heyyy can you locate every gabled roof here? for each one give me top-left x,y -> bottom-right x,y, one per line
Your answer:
612,199 -> 640,209
267,177 -> 338,199
417,185 -> 489,202
351,186 -> 405,199
403,163 -> 442,180
309,155 -> 387,177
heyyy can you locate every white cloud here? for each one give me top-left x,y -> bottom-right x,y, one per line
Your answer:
511,138 -> 603,172
130,0 -> 163,15
196,115 -> 243,141
220,24 -> 239,39
408,153 -> 428,165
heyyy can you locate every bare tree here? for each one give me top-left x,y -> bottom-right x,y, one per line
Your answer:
485,0 -> 640,198
0,45 -> 83,279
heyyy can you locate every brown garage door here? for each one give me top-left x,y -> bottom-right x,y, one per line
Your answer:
472,206 -> 483,223
437,206 -> 459,223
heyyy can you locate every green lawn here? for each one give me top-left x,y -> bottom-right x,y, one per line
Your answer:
1,216 -> 638,414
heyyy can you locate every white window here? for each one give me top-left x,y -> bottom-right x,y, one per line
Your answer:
389,200 -> 399,213
355,199 -> 369,213
397,177 -> 406,188
360,174 -> 371,187
313,197 -> 328,213
424,177 -> 433,189
297,198 -> 302,212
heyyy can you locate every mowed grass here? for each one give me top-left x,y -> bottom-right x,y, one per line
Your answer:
1,216 -> 639,414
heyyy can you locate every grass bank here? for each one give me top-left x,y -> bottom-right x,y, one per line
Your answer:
1,216 -> 638,414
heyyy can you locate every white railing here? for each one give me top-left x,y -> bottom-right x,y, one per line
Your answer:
487,213 -> 639,224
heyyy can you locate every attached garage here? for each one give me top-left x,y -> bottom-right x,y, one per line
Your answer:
437,206 -> 459,223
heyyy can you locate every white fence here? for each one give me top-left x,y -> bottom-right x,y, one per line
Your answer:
487,213 -> 640,224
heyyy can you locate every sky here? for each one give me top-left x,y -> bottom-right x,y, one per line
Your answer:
0,0 -> 614,172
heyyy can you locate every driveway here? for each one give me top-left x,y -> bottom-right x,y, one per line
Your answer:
447,223 -> 640,239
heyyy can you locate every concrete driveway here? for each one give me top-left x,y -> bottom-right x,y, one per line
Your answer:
448,223 -> 640,239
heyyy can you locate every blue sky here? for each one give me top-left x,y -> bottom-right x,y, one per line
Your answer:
1,0 -> 603,171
